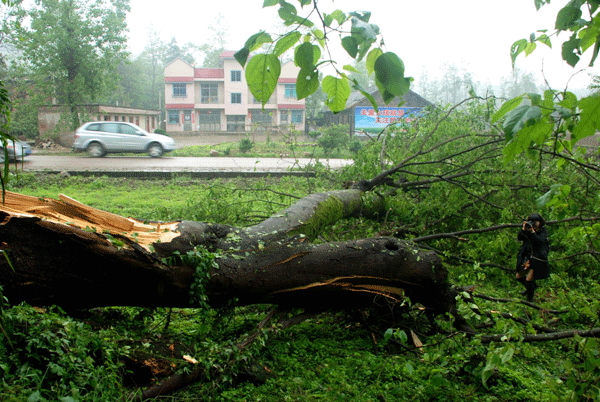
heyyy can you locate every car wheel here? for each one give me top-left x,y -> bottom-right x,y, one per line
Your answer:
147,143 -> 163,158
87,142 -> 105,157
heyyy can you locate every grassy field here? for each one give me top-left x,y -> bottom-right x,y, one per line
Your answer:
1,173 -> 595,402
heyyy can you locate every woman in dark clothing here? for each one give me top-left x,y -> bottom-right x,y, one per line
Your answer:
516,213 -> 550,302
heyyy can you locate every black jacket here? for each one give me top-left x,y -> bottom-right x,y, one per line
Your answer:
516,226 -> 550,280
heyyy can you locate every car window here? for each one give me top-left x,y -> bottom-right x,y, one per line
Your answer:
86,123 -> 102,131
101,123 -> 120,133
119,124 -> 138,135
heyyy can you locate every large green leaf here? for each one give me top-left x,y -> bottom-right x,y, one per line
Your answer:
562,34 -> 581,67
502,104 -> 542,139
294,42 -> 320,70
572,94 -> 600,143
273,32 -> 301,57
373,52 -> 410,101
235,31 -> 273,67
296,67 -> 319,100
341,36 -> 358,58
555,5 -> 582,30
492,96 -> 524,123
502,119 -> 553,163
322,75 -> 350,113
245,54 -> 281,107
366,48 -> 383,76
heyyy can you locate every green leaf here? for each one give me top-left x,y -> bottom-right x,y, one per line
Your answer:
294,42 -> 320,70
537,33 -> 552,48
263,0 -> 279,6
374,52 -> 410,100
273,31 -> 301,57
366,48 -> 383,76
510,39 -> 528,68
351,79 -> 378,112
296,67 -> 319,100
562,34 -> 581,67
341,36 -> 358,58
348,11 -> 371,22
278,1 -> 298,22
572,94 -> 600,143
245,54 -> 281,107
555,6 -> 582,30
322,75 -> 351,113
503,104 -> 542,138
234,47 -> 250,67
343,65 -> 359,73
235,31 -> 273,66
328,10 -> 346,25
492,96 -> 524,123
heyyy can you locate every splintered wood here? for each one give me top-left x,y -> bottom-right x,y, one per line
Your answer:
0,191 -> 180,250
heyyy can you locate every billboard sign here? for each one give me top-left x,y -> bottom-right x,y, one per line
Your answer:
354,107 -> 423,133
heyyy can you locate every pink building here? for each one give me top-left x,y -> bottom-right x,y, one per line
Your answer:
164,51 -> 305,133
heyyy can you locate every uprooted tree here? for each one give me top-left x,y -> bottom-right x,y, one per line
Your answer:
0,187 -> 469,332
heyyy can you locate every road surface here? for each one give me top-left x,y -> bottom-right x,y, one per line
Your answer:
15,155 -> 352,173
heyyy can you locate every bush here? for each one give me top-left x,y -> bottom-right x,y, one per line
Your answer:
348,139 -> 363,153
307,130 -> 321,140
238,138 -> 254,154
154,128 -> 167,135
317,124 -> 350,155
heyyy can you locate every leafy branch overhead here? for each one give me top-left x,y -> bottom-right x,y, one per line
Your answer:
234,0 -> 412,112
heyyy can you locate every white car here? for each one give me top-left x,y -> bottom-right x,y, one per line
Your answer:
0,139 -> 32,162
73,122 -> 176,158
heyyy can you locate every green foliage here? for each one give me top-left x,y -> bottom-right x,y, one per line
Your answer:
317,124 -> 350,154
238,137 -> 255,154
236,2 -> 411,112
165,246 -> 219,309
9,0 -> 130,129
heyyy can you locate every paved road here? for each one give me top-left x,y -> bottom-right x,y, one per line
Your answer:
16,155 -> 352,173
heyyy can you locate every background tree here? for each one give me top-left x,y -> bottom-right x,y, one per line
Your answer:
499,66 -> 540,99
10,0 -> 130,129
198,14 -> 230,67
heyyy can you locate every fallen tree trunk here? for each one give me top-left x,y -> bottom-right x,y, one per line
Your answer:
0,190 -> 459,321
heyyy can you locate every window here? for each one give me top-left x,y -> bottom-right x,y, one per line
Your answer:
230,70 -> 241,82
284,84 -> 297,98
291,110 -> 303,124
168,110 -> 180,124
231,92 -> 242,104
201,83 -> 218,103
119,124 -> 138,135
280,110 -> 288,123
172,83 -> 186,97
251,110 -> 272,125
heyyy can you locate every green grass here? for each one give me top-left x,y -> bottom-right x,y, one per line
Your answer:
1,173 -> 595,402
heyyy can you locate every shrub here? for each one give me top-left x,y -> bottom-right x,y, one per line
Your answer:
348,139 -> 363,153
307,130 -> 321,140
238,138 -> 254,154
154,128 -> 167,135
317,124 -> 350,155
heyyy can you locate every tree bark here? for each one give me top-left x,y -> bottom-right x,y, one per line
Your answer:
0,190 -> 458,318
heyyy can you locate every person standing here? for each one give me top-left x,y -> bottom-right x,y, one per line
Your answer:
515,213 -> 550,302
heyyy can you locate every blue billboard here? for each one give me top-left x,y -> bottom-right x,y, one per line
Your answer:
355,107 -> 423,133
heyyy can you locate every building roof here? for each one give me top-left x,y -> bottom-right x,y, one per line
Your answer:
195,68 -> 224,79
345,85 -> 433,109
219,50 -> 237,59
